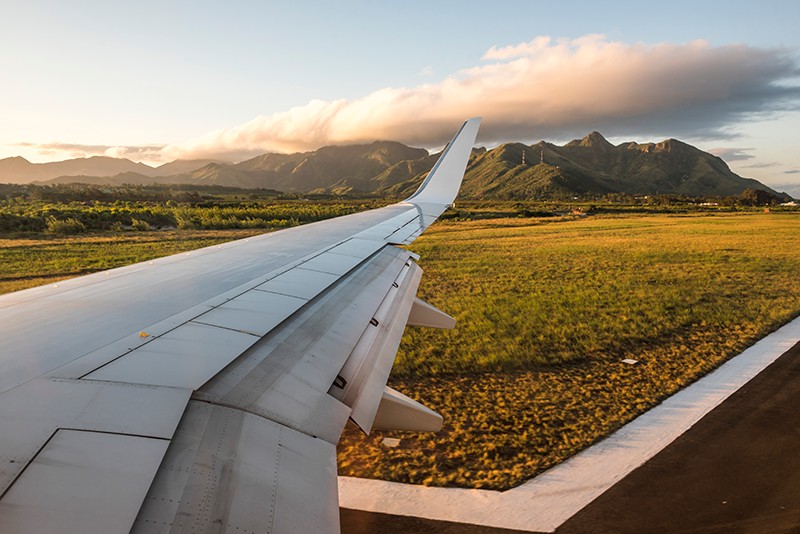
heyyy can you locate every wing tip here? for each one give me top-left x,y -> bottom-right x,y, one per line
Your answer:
406,118 -> 482,205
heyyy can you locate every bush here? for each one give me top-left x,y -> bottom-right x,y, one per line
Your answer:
130,218 -> 152,231
45,216 -> 86,234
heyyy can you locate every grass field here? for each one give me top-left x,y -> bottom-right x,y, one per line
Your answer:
2,211 -> 799,490
0,229 -> 263,293
337,212 -> 800,489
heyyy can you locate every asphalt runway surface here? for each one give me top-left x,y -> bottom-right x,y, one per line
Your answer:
341,339 -> 800,533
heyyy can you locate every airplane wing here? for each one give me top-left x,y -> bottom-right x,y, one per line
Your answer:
0,118 -> 481,533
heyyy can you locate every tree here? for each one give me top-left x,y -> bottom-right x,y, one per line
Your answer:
739,188 -> 780,206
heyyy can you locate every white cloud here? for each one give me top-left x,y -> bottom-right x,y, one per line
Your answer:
13,142 -> 166,163
154,35 -> 800,161
742,162 -> 779,169
482,34 -> 602,61
162,99 -> 349,161
708,147 -> 756,162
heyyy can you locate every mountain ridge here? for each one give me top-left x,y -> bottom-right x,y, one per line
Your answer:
2,133 -> 792,199
0,155 -> 224,183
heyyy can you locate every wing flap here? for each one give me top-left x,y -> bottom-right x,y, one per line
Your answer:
330,261 -> 423,434
195,245 -> 413,441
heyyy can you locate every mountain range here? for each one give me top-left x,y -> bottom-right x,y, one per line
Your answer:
0,133 -> 791,199
0,156 -> 224,183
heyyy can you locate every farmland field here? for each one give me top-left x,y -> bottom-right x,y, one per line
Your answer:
2,210 -> 799,490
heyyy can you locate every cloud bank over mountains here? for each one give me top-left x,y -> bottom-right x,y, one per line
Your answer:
14,142 -> 166,162
17,35 -> 800,164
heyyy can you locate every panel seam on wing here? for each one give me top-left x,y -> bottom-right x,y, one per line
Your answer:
74,240 -> 390,382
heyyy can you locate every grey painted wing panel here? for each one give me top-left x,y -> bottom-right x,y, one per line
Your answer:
85,322 -> 259,389
132,402 -> 339,534
194,290 -> 307,336
300,250 -> 370,276
0,430 -> 169,534
0,378 -> 190,493
255,268 -> 339,300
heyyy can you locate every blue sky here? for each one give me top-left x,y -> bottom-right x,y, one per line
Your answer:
1,0 -> 799,192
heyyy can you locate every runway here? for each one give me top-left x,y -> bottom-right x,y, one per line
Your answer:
340,316 -> 800,533
557,334 -> 800,533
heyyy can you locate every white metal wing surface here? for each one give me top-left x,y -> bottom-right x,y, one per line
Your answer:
0,118 -> 481,533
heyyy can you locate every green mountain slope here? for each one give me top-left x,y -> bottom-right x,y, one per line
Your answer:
27,132 -> 789,199
152,159 -> 229,176
552,133 -> 769,196
384,132 -> 784,199
190,141 -> 430,192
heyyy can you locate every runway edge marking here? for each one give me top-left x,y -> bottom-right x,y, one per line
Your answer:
338,315 -> 800,532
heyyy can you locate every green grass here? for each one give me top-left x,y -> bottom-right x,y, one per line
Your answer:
0,230 -> 263,293
394,213 -> 800,374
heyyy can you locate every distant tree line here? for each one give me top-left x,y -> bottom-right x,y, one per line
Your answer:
0,202 -> 375,234
0,184 -> 386,234
0,182 -> 791,235
564,189 -> 786,207
0,183 -> 287,203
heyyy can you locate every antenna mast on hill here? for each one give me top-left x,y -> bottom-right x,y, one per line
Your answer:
521,150 -> 526,165
540,147 -> 544,164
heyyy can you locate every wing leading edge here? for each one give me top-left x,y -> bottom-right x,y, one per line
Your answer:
0,118 -> 481,533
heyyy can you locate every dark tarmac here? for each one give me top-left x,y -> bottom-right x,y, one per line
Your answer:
341,340 -> 800,534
